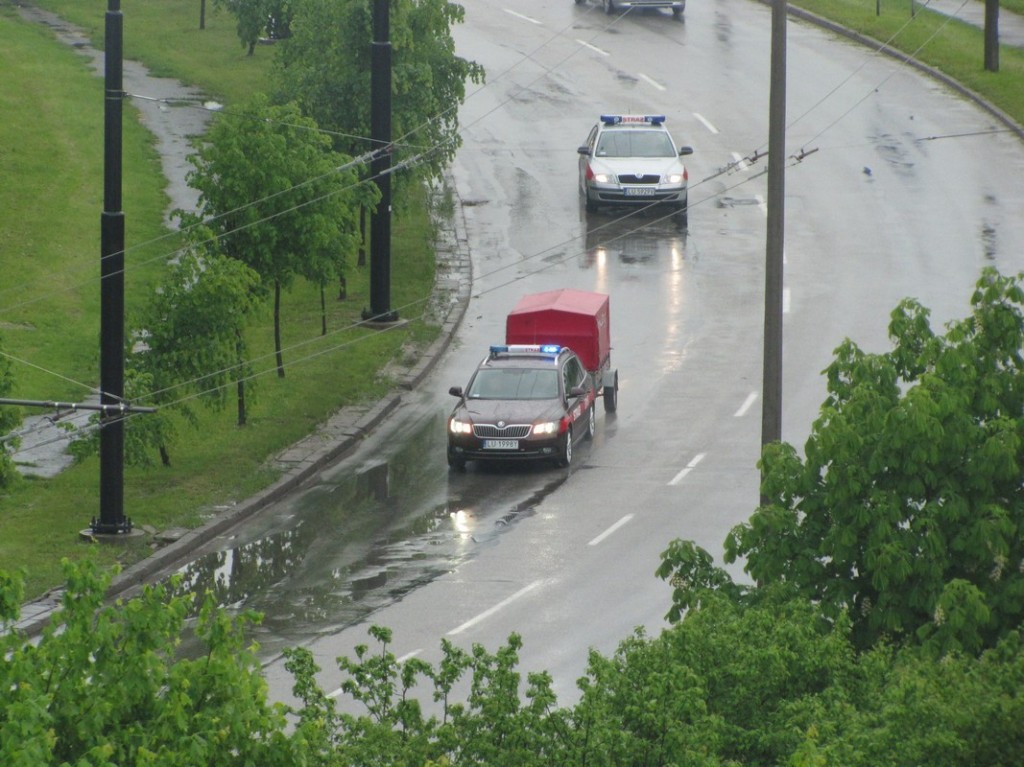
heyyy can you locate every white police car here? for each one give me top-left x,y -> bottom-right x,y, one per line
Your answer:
447,344 -> 598,471
578,114 -> 694,225
575,0 -> 685,18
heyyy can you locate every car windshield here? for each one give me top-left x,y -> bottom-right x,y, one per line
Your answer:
595,130 -> 675,158
467,368 -> 560,400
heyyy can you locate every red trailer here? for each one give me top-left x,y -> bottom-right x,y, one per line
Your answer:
505,288 -> 619,411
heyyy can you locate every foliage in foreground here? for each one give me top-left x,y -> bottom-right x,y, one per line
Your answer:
3,559 -> 1024,766
722,267 -> 1024,654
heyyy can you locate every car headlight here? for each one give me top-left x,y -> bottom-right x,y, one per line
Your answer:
593,172 -> 611,183
449,418 -> 473,435
532,421 -> 559,436
666,173 -> 684,184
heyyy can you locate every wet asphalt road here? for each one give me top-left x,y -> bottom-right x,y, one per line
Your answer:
16,0 -> 1024,706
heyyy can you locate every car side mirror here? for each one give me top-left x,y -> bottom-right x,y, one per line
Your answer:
578,146 -> 592,156
569,385 -> 587,398
449,386 -> 464,398
678,146 -> 694,156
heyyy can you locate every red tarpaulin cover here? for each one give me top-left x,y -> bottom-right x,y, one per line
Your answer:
505,289 -> 611,372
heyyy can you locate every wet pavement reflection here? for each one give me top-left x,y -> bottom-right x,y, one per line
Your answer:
169,413 -> 570,657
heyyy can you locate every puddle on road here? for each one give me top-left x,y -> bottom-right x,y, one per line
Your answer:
169,414 -> 567,657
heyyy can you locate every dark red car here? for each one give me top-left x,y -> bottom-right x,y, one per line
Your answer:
446,344 -> 598,471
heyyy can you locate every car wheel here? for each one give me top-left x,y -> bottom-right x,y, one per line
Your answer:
676,195 -> 688,228
556,426 -> 573,468
585,404 -> 596,440
673,6 -> 683,16
585,195 -> 598,214
603,372 -> 618,413
603,0 -> 615,14
447,450 -> 466,472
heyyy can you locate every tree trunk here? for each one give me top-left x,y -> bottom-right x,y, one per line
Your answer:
338,274 -> 347,301
199,0 -> 206,29
236,329 -> 247,426
274,279 -> 285,377
320,283 -> 327,336
159,444 -> 171,467
358,205 -> 367,267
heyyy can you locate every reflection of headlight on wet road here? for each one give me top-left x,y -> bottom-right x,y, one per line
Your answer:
450,509 -> 473,537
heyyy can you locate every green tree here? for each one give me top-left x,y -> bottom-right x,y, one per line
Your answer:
214,0 -> 292,55
135,244 -> 262,437
0,560 -> 302,767
186,95 -> 376,378
67,244 -> 262,465
272,0 -> 484,194
726,268 -> 1024,653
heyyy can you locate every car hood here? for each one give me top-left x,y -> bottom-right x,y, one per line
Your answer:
591,156 -> 685,180
454,398 -> 565,424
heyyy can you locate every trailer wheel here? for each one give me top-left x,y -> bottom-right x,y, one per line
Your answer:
603,372 -> 618,413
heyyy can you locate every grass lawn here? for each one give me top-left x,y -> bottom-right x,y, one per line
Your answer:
1,1 -> 440,598
790,0 -> 1024,126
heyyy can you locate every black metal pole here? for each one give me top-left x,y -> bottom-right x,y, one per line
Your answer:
365,0 -> 397,323
94,0 -> 130,535
761,0 -> 786,503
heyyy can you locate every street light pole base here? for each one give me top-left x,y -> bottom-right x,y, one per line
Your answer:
360,309 -> 404,328
81,516 -> 141,542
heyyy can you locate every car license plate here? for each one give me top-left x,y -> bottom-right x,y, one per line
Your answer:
482,439 -> 518,450
624,187 -> 656,197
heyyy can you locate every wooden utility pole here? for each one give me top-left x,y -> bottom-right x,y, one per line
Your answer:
761,0 -> 787,503
984,0 -> 1000,72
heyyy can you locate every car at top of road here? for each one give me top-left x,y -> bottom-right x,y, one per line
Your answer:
447,344 -> 598,471
576,0 -> 685,16
578,114 -> 694,225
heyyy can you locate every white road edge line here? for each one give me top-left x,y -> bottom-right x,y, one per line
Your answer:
639,73 -> 667,91
694,112 -> 719,134
577,39 -> 609,55
588,514 -> 635,546
504,9 -> 542,24
668,452 -> 706,486
735,391 -> 758,417
448,580 -> 544,636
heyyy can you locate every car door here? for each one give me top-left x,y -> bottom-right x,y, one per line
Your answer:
561,355 -> 589,434
578,124 -> 599,194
